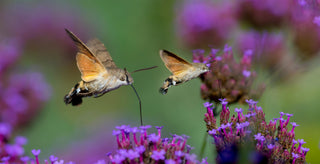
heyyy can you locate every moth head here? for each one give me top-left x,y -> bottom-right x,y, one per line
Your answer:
194,63 -> 210,73
120,68 -> 134,85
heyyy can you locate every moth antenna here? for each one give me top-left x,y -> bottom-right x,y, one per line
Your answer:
131,66 -> 158,73
130,84 -> 143,126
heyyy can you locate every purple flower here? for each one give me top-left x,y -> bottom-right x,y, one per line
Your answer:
175,150 -> 184,157
254,133 -> 265,141
1,156 -> 10,161
111,154 -> 125,164
140,125 -> 152,130
203,102 -> 213,108
176,0 -> 236,48
131,127 -> 138,133
20,156 -> 30,162
135,146 -> 145,154
203,100 -> 308,163
15,136 -> 27,145
109,125 -> 203,163
0,123 -> 11,137
235,108 -> 243,113
165,159 -> 176,164
151,150 -> 166,160
31,149 -> 41,156
208,129 -> 217,135
148,133 -> 160,143
298,0 -> 307,6
94,160 -> 106,164
126,150 -> 139,160
292,152 -> 299,159
50,155 -> 58,162
267,144 -> 275,150
298,139 -> 306,145
313,16 -> 320,27
5,144 -> 24,156
0,39 -> 22,74
292,139 -> 298,145
245,99 -> 258,106
242,70 -> 251,78
112,130 -> 121,136
219,98 -> 228,105
301,147 -> 310,153
54,160 -> 64,164
116,125 -> 128,130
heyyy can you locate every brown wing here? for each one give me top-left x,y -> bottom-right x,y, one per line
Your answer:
65,29 -> 106,82
159,50 -> 192,75
86,38 -> 117,68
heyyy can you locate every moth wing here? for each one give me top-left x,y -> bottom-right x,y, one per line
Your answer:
76,53 -> 107,82
86,38 -> 117,68
65,29 -> 106,82
159,50 -> 192,76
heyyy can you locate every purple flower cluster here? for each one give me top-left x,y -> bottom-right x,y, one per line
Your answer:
176,0 -> 320,69
108,125 -> 207,164
291,0 -> 320,59
0,40 -> 51,129
0,39 -> 22,75
0,123 -> 26,163
176,0 -> 236,48
236,31 -> 288,70
193,45 -> 265,104
203,100 -> 309,163
235,0 -> 293,29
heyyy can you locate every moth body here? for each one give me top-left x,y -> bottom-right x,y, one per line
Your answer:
159,50 -> 209,94
64,29 -> 133,106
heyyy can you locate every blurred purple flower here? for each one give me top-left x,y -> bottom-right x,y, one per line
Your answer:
0,39 -> 22,75
236,31 -> 288,70
291,0 -> 320,59
0,72 -> 51,128
236,0 -> 293,29
176,0 -> 236,48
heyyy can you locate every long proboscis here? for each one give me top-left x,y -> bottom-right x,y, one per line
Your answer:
130,84 -> 143,126
131,66 -> 158,73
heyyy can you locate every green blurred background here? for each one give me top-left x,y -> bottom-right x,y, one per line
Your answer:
1,0 -> 320,163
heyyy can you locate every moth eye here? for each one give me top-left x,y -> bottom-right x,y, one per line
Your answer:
120,77 -> 125,81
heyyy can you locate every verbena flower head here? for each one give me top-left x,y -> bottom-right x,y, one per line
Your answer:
193,46 -> 265,104
108,125 -> 207,164
0,123 -> 26,163
291,0 -> 320,60
176,0 -> 236,48
235,0 -> 293,29
0,39 -> 22,75
203,100 -> 309,163
236,31 -> 288,70
0,72 -> 51,128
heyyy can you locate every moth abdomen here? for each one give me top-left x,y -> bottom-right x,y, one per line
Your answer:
64,82 -> 85,106
159,77 -> 174,95
64,94 -> 83,106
